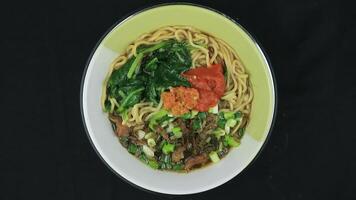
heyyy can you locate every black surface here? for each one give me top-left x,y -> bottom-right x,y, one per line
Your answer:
1,0 -> 355,199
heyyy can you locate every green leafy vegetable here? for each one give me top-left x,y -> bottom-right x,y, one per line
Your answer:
127,53 -> 144,79
140,39 -> 192,103
137,41 -> 168,54
117,88 -> 144,113
105,39 -> 193,121
144,57 -> 159,72
148,160 -> 159,169
106,56 -> 146,116
121,110 -> 129,122
145,79 -> 159,104
104,99 -> 111,112
107,57 -> 134,90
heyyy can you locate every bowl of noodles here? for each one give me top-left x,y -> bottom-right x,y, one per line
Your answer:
81,3 -> 276,195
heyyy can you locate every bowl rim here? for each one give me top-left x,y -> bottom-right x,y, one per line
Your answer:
79,2 -> 278,196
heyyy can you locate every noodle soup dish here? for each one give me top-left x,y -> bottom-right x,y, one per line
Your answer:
101,26 -> 253,172
81,4 -> 276,194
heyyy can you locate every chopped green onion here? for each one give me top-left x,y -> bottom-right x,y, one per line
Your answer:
166,123 -> 174,133
224,135 -> 240,147
217,112 -> 226,129
192,118 -> 202,131
142,145 -> 155,157
172,127 -> 182,139
217,119 -> 226,129
162,143 -> 175,154
161,120 -> 169,127
223,111 -> 235,120
158,140 -> 167,150
213,128 -> 225,139
174,132 -> 182,139
159,120 -> 170,128
191,110 -> 199,118
181,113 -> 191,119
173,129 -> 182,138
144,132 -> 155,139
223,140 -> 228,147
197,112 -> 207,119
137,130 -> 145,140
205,136 -> 211,143
166,163 -> 172,169
173,164 -> 184,171
148,160 -> 159,169
209,151 -> 220,163
225,125 -> 230,134
139,154 -> 149,164
128,143 -> 137,154
226,118 -> 237,127
163,154 -> 171,163
160,162 -> 166,169
147,138 -> 156,147
218,141 -> 223,151
235,111 -> 242,119
158,115 -> 173,124
119,136 -> 129,147
172,127 -> 181,133
148,109 -> 168,130
238,127 -> 245,138
208,104 -> 218,114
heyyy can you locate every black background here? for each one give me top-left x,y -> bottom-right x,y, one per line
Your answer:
1,0 -> 355,199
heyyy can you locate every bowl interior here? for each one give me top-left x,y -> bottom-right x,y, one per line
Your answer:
82,4 -> 275,195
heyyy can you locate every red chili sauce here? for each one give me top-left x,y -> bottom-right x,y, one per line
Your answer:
183,64 -> 225,111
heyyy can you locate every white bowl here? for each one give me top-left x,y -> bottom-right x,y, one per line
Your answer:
80,3 -> 276,195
